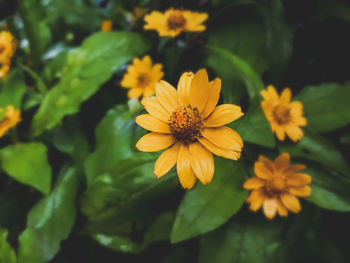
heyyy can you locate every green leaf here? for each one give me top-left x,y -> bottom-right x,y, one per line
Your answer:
295,82 -> 350,132
207,45 -> 265,101
279,130 -> 348,174
0,69 -> 27,109
170,158 -> 248,243
0,142 -> 52,195
81,153 -> 178,234
199,219 -> 283,263
0,228 -> 16,263
305,163 -> 350,211
207,19 -> 268,104
84,104 -> 144,185
18,166 -> 80,262
31,31 -> 150,136
229,103 -> 275,147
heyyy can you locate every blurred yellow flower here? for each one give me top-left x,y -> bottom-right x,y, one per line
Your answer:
144,8 -> 208,37
101,20 -> 112,32
121,55 -> 164,99
0,61 -> 10,81
261,85 -> 307,142
243,153 -> 311,219
0,105 -> 21,137
130,7 -> 147,26
0,31 -> 17,81
136,69 -> 244,189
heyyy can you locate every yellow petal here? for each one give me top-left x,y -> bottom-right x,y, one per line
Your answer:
263,198 -> 278,219
280,88 -> 292,103
261,85 -> 278,101
204,104 -> 243,127
136,114 -> 171,133
286,164 -> 306,173
142,96 -> 170,123
189,142 -> 214,184
154,142 -> 180,178
257,155 -> 274,172
136,132 -> 175,152
243,177 -> 265,190
285,125 -> 303,142
202,78 -> 221,118
127,88 -> 143,98
274,153 -> 290,172
198,137 -> 241,160
276,198 -> 288,217
247,188 -> 265,211
177,72 -> 194,106
189,69 -> 209,113
286,173 -> 312,187
275,126 -> 286,141
289,186 -> 311,197
177,144 -> 196,189
156,80 -> 179,114
280,193 -> 301,213
254,162 -> 274,179
201,126 -> 243,151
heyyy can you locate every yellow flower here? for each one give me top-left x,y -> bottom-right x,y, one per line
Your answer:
261,85 -> 307,142
0,60 -> 10,81
0,105 -> 21,137
144,8 -> 208,37
121,55 -> 164,99
0,31 -> 17,62
136,69 -> 244,189
243,153 -> 312,219
101,20 -> 112,32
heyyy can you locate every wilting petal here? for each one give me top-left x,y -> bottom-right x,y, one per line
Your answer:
289,186 -> 311,197
177,144 -> 196,189
189,69 -> 209,113
201,126 -> 243,151
254,162 -> 274,179
156,81 -> 179,114
243,177 -> 265,190
274,153 -> 290,172
136,132 -> 175,152
177,72 -> 194,106
263,198 -> 278,219
280,193 -> 301,213
198,137 -> 241,160
154,142 -> 180,178
204,104 -> 243,127
136,114 -> 171,133
202,78 -> 221,118
189,142 -> 214,184
142,96 -> 170,123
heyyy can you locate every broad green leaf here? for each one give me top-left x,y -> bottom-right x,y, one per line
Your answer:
229,103 -> 275,147
170,158 -> 248,243
199,219 -> 283,263
85,104 -> 144,186
295,82 -> 350,132
31,31 -> 150,136
0,69 -> 27,109
207,18 -> 268,104
305,163 -> 350,211
279,130 -> 348,174
18,166 -> 80,262
82,153 -> 178,234
207,45 -> 265,101
0,228 -> 16,263
0,142 -> 52,195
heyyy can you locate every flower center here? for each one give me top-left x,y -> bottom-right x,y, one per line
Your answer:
273,104 -> 291,124
167,11 -> 186,30
266,176 -> 286,195
0,44 -> 5,54
169,105 -> 203,143
137,73 -> 150,87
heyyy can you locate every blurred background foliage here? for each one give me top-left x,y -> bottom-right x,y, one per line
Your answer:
0,0 -> 350,262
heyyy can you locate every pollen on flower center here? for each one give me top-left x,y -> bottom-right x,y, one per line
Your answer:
266,177 -> 286,194
273,104 -> 291,124
167,11 -> 187,30
137,73 -> 150,87
169,105 -> 203,143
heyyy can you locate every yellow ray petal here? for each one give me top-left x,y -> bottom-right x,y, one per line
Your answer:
156,80 -> 179,114
247,188 -> 265,211
189,142 -> 214,184
274,153 -> 290,172
286,173 -> 312,187
204,104 -> 243,127
177,72 -> 194,106
154,142 -> 180,178
142,96 -> 170,123
177,143 -> 196,189
280,88 -> 292,103
263,198 -> 278,219
189,69 -> 209,113
136,114 -> 171,133
127,88 -> 143,98
286,164 -> 306,173
261,85 -> 278,101
276,198 -> 288,217
201,126 -> 243,151
275,126 -> 286,141
289,186 -> 311,197
257,155 -> 274,172
198,137 -> 241,160
202,78 -> 221,118
136,132 -> 175,152
243,177 -> 265,190
285,125 -> 303,142
254,162 -> 274,179
280,193 -> 301,213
